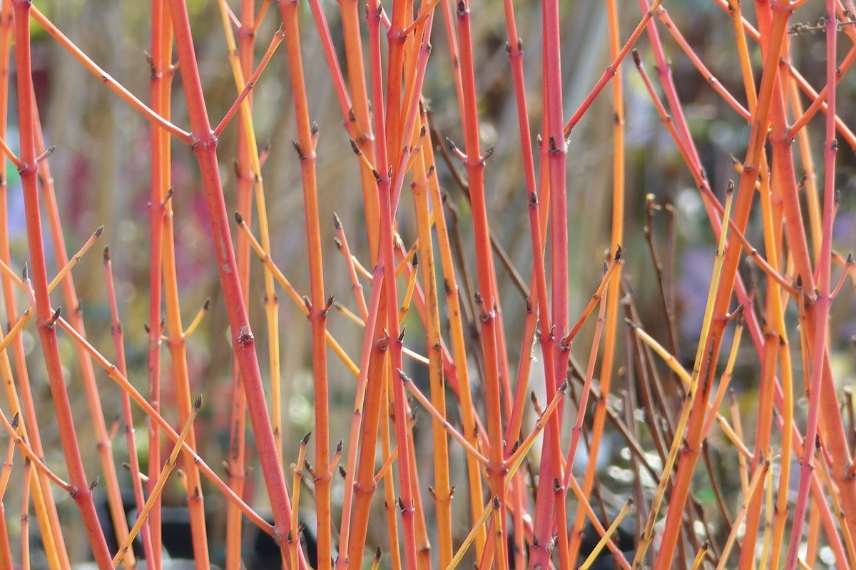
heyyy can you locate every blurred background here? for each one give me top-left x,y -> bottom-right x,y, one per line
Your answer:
3,0 -> 855,566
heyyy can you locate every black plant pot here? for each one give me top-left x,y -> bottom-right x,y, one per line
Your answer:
96,496 -> 201,561
96,491 -> 146,559
97,492 -> 318,568
249,518 -> 318,570
578,519 -> 636,570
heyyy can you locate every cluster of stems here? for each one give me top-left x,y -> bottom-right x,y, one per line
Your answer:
0,0 -> 854,568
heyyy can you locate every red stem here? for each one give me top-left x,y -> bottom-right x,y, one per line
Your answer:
103,249 -> 156,564
11,0 -> 112,566
146,0 -> 172,562
531,0 -> 571,561
276,0 -> 334,562
786,0 -> 840,564
225,2 -> 254,569
335,268 -> 384,568
454,0 -> 511,565
0,1 -> 67,564
165,0 -> 303,565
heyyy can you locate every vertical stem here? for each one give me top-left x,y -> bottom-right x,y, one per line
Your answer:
567,1 -> 625,566
165,1 -> 301,565
344,313 -> 390,568
148,3 -> 213,564
335,268 -> 383,568
495,1 -> 554,563
19,460 -> 30,570
0,0 -> 66,566
454,0 -> 509,565
161,184 -> 212,568
785,77 -> 822,260
412,138 -> 453,565
760,87 -> 795,570
422,114 -> 486,554
806,500 -> 822,567
385,0 -> 412,164
338,0 -> 380,254
361,0 -> 421,565
11,0 -> 112,566
380,369 -> 404,570
378,103 -> 420,570
786,0 -> 840,564
532,0 -> 570,560
102,249 -> 156,565
214,1 -> 280,565
225,20 -> 252,570
738,334 -> 778,570
147,1 -> 172,563
0,500 -> 10,570
276,0 -> 332,564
